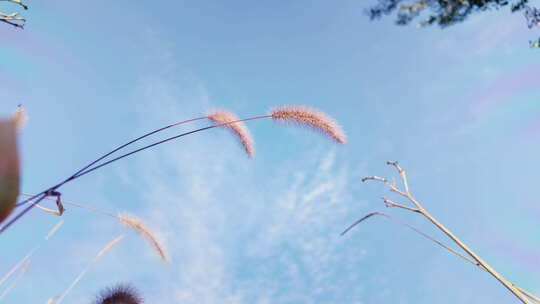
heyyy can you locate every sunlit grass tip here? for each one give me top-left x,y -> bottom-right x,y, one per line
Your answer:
206,109 -> 255,157
118,213 -> 169,263
269,105 -> 346,144
11,105 -> 28,132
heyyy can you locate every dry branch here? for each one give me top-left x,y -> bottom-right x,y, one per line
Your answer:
0,12 -> 25,28
56,235 -> 125,304
358,161 -> 536,304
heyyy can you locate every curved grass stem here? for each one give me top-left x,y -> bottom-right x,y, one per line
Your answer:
1,115 -> 270,234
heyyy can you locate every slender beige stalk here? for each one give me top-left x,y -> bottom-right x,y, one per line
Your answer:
23,193 -> 169,263
0,220 -> 63,287
342,211 -> 540,303
207,109 -> 255,157
0,259 -> 30,301
35,203 -> 61,215
362,161 -> 533,304
269,105 -> 346,143
118,213 -> 169,262
22,193 -> 115,218
56,235 -> 125,304
0,12 -> 25,28
419,207 -> 531,304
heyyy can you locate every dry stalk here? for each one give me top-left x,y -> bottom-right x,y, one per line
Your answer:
0,12 -> 25,28
0,220 -> 63,287
0,0 -> 28,28
341,211 -> 540,303
0,259 -> 30,301
56,235 -> 125,304
0,0 -> 28,10
23,193 -> 170,263
359,161 -> 535,304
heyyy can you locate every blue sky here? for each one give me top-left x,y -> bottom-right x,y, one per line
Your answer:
1,0 -> 540,303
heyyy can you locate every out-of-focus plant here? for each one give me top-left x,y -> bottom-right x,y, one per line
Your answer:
367,0 -> 540,48
93,284 -> 143,304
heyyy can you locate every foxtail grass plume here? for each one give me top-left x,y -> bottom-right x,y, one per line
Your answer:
270,105 -> 346,143
207,109 -> 255,157
94,284 -> 143,304
118,213 -> 169,263
26,194 -> 169,262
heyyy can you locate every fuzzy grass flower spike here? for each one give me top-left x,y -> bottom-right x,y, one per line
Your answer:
270,105 -> 346,144
207,109 -> 255,157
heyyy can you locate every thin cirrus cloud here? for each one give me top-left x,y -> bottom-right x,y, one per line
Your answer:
136,144 -> 360,303
126,68 -> 363,302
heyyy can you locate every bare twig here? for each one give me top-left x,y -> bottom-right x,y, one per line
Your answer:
361,175 -> 387,183
387,161 -> 410,194
56,235 -> 125,304
382,197 -> 420,213
360,161 -> 535,304
0,12 -> 25,28
0,259 -> 30,301
340,211 -> 381,236
0,0 -> 28,10
341,211 -> 478,265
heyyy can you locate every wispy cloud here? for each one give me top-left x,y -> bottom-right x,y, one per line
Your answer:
116,29 -> 372,304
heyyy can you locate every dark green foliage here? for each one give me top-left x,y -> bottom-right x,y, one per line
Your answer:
94,284 -> 143,304
367,0 -> 539,47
